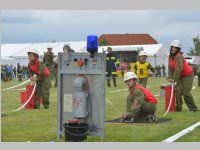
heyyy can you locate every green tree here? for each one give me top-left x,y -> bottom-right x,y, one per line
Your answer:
188,35 -> 200,56
99,37 -> 110,46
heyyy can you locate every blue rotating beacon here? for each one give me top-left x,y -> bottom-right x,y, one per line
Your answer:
87,35 -> 98,58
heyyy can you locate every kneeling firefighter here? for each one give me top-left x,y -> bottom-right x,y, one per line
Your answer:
28,49 -> 51,109
121,72 -> 157,123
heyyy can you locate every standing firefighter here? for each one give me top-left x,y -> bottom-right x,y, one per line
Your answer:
121,72 -> 157,123
43,46 -> 55,88
196,65 -> 200,87
168,40 -> 198,112
135,51 -> 155,87
161,64 -> 166,77
28,49 -> 51,109
17,63 -> 23,81
106,47 -> 117,87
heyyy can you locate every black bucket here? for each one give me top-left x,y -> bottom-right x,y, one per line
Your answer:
64,123 -> 89,142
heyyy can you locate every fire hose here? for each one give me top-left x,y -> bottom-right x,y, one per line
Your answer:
2,79 -> 31,91
164,83 -> 175,116
12,82 -> 36,112
2,74 -> 37,91
8,88 -> 26,91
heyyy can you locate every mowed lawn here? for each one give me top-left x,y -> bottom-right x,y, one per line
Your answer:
1,77 -> 200,142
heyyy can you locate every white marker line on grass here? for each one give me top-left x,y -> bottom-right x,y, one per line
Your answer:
162,121 -> 200,142
105,98 -> 122,115
108,83 -> 167,94
108,89 -> 128,93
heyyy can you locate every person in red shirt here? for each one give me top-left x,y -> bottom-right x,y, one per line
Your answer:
28,49 -> 51,109
121,72 -> 157,123
168,40 -> 198,112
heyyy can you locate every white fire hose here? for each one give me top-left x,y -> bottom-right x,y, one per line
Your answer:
2,75 -> 37,112
12,82 -> 37,112
2,79 -> 31,91
164,83 -> 175,116
8,88 -> 26,91
2,74 -> 37,91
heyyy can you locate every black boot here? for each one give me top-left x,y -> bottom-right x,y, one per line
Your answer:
113,78 -> 117,87
107,79 -> 111,87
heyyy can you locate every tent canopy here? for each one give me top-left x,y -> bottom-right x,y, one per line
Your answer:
1,42 -> 168,68
1,42 -> 167,58
1,41 -> 86,59
99,44 -> 168,56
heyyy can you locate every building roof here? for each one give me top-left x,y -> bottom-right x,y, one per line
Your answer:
98,34 -> 158,46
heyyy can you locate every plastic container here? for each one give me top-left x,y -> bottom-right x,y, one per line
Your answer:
160,84 -> 176,112
20,91 -> 27,104
25,85 -> 35,109
63,123 -> 88,142
24,85 -> 43,109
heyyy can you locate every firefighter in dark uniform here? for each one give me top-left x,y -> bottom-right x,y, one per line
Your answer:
106,47 -> 117,87
135,51 -> 155,88
43,46 -> 55,88
121,72 -> 157,123
17,63 -> 23,81
168,40 -> 198,112
28,49 -> 51,109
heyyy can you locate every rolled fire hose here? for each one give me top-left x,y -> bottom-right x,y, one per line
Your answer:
12,82 -> 37,112
164,83 -> 174,116
2,79 -> 31,91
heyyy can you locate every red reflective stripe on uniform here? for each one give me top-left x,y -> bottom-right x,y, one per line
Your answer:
29,59 -> 49,77
132,85 -> 157,104
170,53 -> 193,77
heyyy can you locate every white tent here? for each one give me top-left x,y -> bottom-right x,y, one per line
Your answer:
0,41 -> 86,66
99,44 -> 169,68
184,55 -> 200,65
1,42 -> 169,73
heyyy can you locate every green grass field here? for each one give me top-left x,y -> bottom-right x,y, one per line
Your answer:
1,77 -> 200,142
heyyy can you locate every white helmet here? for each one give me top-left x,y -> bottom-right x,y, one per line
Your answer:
170,40 -> 181,48
28,49 -> 39,56
124,72 -> 138,82
138,51 -> 148,57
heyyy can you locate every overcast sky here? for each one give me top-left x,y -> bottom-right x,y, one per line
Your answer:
1,10 -> 200,52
